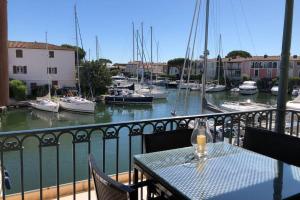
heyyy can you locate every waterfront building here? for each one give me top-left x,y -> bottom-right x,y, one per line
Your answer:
125,61 -> 167,77
206,55 -> 300,82
8,41 -> 76,94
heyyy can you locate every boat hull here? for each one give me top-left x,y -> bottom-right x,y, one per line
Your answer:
206,85 -> 226,92
105,96 -> 153,104
239,89 -> 258,95
59,100 -> 95,113
30,102 -> 59,113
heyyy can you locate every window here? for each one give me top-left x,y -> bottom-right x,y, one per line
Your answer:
235,70 -> 241,77
268,62 -> 272,68
297,61 -> 300,66
251,62 -> 254,68
52,80 -> 58,86
30,83 -> 37,89
255,69 -> 259,77
49,51 -> 54,58
16,49 -> 23,58
47,67 -> 57,74
273,62 -> 277,68
13,66 -> 27,74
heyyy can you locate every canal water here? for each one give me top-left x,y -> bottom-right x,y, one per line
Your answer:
0,89 -> 279,194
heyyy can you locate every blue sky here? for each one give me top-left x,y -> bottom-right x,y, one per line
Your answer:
7,0 -> 300,63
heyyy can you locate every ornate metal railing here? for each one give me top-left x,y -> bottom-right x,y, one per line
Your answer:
0,108 -> 300,200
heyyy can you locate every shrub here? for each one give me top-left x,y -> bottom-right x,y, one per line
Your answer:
9,80 -> 27,100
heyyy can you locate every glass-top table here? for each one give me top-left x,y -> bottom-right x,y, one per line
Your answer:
133,142 -> 300,200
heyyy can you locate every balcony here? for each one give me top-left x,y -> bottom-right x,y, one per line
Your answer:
0,108 -> 299,200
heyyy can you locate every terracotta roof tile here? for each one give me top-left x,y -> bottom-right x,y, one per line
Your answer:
8,41 -> 74,51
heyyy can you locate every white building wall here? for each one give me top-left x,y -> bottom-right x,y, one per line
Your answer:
9,48 -> 76,93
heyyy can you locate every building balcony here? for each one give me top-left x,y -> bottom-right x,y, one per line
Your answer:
0,108 -> 298,200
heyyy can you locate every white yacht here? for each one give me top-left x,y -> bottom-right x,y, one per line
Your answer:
292,88 -> 299,96
206,84 -> 226,92
112,74 -> 126,85
271,85 -> 279,95
230,87 -> 240,93
31,98 -> 59,113
137,87 -> 167,99
31,33 -> 59,113
287,96 -> 300,110
239,81 -> 258,95
59,96 -> 96,113
220,100 -> 271,112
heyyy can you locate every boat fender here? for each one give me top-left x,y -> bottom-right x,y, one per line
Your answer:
4,168 -> 11,190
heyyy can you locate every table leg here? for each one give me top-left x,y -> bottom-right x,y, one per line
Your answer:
133,167 -> 138,184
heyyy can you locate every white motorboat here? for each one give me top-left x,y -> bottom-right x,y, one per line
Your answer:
230,87 -> 240,93
190,84 -> 202,91
112,74 -> 126,85
137,87 -> 167,99
287,96 -> 300,110
178,82 -> 200,89
220,100 -> 271,112
206,84 -> 226,92
30,98 -> 59,113
59,96 -> 96,113
271,85 -> 279,95
292,88 -> 299,96
239,81 -> 258,95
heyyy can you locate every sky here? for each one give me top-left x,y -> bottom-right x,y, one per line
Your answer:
7,0 -> 300,63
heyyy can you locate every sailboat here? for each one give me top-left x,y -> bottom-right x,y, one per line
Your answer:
30,32 -> 59,113
59,5 -> 96,113
206,35 -> 226,92
135,24 -> 167,99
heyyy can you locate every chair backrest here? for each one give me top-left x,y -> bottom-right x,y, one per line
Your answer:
144,129 -> 193,153
244,127 -> 300,167
89,155 -> 134,200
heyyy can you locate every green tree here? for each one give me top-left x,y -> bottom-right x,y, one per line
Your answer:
226,50 -> 252,59
9,80 -> 27,100
61,44 -> 86,64
80,60 -> 112,96
96,58 -> 112,64
167,58 -> 192,77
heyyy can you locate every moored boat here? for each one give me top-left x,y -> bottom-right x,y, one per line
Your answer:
30,98 -> 59,113
220,99 -> 271,112
105,89 -> 153,104
271,85 -> 279,95
206,84 -> 226,92
287,96 -> 300,110
137,87 -> 167,99
239,81 -> 258,95
59,96 -> 96,113
166,81 -> 178,88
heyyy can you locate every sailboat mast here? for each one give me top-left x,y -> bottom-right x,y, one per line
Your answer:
96,35 -> 99,60
156,41 -> 159,63
136,30 -> 139,83
201,0 -> 210,110
150,26 -> 153,82
217,34 -> 221,85
45,32 -> 51,99
141,22 -> 144,84
132,22 -> 135,62
75,5 -> 81,96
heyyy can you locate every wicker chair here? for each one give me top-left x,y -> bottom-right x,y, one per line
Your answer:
89,154 -> 164,200
144,129 -> 193,153
244,127 -> 300,167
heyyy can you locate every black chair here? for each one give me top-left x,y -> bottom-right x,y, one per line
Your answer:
89,154 -> 164,200
244,127 -> 300,167
144,128 -> 193,153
